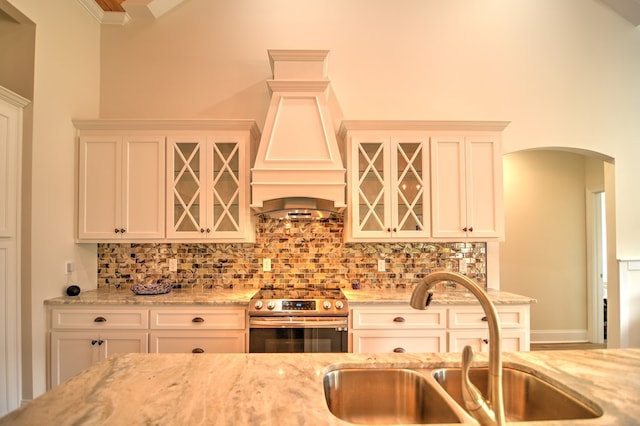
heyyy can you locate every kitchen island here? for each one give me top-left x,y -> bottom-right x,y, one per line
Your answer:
1,349 -> 638,425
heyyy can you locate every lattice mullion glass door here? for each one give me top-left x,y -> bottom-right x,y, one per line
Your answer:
207,140 -> 242,237
391,138 -> 430,238
353,139 -> 391,238
168,137 -> 206,238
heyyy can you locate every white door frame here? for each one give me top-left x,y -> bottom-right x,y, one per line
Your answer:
585,188 -> 606,344
0,86 -> 29,414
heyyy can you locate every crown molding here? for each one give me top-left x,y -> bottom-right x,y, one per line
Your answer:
0,86 -> 30,108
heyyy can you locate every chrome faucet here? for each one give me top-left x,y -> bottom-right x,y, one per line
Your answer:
410,271 -> 505,426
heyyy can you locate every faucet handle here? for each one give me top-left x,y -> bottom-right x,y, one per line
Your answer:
461,345 -> 496,425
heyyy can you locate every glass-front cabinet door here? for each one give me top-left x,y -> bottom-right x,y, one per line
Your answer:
168,136 -> 206,238
208,140 -> 242,236
349,134 -> 430,241
353,139 -> 390,239
392,139 -> 429,236
167,134 -> 250,240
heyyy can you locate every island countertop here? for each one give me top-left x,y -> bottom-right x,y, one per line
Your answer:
1,349 -> 638,425
43,287 -> 536,306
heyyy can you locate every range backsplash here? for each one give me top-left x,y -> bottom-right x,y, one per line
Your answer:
97,216 -> 487,290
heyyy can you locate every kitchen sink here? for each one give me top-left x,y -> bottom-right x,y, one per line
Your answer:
432,366 -> 603,422
323,368 -> 465,424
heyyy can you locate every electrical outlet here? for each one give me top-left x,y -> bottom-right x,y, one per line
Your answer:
169,259 -> 178,272
65,261 -> 74,274
263,258 -> 272,272
377,259 -> 386,272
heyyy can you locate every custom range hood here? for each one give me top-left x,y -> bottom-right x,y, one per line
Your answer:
251,50 -> 346,219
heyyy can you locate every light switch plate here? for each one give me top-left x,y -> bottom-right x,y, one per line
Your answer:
169,259 -> 178,272
263,258 -> 272,272
377,259 -> 386,272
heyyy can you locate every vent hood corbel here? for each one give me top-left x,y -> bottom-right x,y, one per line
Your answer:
251,50 -> 346,219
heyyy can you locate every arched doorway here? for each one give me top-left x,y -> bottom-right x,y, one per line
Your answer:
499,148 -> 615,347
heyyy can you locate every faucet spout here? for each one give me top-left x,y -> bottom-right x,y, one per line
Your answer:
410,271 -> 505,426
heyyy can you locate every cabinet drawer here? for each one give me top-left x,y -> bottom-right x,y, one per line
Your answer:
150,308 -> 246,330
149,331 -> 245,353
448,329 -> 528,353
351,307 -> 446,330
352,330 -> 447,353
448,306 -> 528,329
51,308 -> 149,330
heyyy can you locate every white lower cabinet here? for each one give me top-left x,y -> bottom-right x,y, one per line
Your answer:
49,306 -> 247,389
352,330 -> 446,353
350,306 -> 447,353
150,331 -> 245,353
447,330 -> 528,353
50,331 -> 148,387
447,305 -> 530,352
350,304 -> 530,354
149,308 -> 246,354
49,308 -> 149,388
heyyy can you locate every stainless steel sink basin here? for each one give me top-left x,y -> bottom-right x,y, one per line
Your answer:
432,366 -> 603,422
323,368 -> 464,424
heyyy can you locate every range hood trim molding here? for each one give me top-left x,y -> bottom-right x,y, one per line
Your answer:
252,49 -> 346,210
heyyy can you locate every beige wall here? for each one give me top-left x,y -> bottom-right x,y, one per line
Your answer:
500,151 -> 592,340
97,0 -> 640,347
5,0 -> 640,400
98,0 -> 640,260
4,0 -> 100,400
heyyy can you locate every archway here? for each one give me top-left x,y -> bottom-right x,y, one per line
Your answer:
499,148 -> 615,347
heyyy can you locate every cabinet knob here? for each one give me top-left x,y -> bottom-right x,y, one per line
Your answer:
393,227 -> 397,233
91,339 -> 98,346
192,348 -> 205,354
120,228 -> 126,234
462,227 -> 467,232
200,228 -> 205,233
94,316 -> 107,323
393,347 -> 406,353
192,317 -> 205,323
114,228 -> 120,233
483,339 -> 489,344
481,316 -> 488,322
387,228 -> 391,233
468,227 -> 473,232
206,228 -> 211,233
98,339 -> 104,345
393,317 -> 406,323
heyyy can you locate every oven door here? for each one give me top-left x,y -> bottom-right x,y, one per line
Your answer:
249,316 -> 348,353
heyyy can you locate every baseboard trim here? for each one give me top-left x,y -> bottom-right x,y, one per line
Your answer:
531,329 -> 588,343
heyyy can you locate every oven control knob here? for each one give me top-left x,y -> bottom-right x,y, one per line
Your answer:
267,301 -> 276,310
335,301 -> 344,310
322,301 -> 332,310
254,301 -> 263,310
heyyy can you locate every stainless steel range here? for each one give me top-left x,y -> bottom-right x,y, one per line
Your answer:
248,286 -> 349,353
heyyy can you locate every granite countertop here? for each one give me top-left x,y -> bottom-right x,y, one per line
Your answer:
2,349 -> 638,425
44,287 -> 536,306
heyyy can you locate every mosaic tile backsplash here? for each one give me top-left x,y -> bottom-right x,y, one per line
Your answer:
97,216 -> 487,291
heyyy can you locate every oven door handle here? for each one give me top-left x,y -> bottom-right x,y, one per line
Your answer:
249,317 -> 348,329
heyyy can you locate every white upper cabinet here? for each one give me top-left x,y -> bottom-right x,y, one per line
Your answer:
345,131 -> 430,241
341,121 -> 507,242
431,133 -> 504,239
166,129 -> 256,242
75,120 -> 259,243
78,134 -> 165,241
